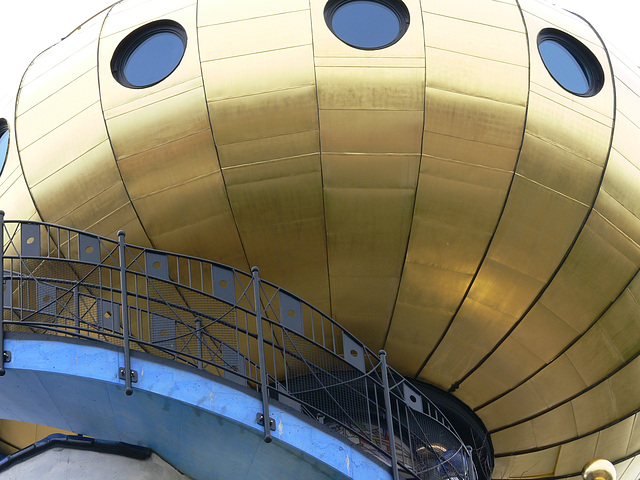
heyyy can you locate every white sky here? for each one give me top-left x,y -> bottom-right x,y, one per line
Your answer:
0,0 -> 638,113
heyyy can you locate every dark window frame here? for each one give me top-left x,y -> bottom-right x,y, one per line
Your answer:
537,28 -> 605,97
324,0 -> 410,50
0,119 -> 9,178
111,20 -> 187,89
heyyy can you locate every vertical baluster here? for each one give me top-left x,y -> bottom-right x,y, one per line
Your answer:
0,211 -> 5,376
253,267 -> 272,443
380,350 -> 399,480
74,285 -> 80,335
118,231 -> 133,396
195,318 -> 203,370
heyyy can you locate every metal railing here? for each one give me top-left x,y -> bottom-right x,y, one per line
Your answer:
0,215 -> 474,480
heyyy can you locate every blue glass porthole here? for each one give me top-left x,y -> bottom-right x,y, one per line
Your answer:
537,28 -> 604,97
0,119 -> 9,176
324,0 -> 410,50
111,20 -> 187,89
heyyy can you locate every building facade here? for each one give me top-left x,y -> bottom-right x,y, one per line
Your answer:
0,0 -> 639,478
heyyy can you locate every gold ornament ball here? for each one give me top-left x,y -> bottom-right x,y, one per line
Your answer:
582,459 -> 617,480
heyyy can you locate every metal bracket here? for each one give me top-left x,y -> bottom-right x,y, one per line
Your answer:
256,413 -> 276,431
118,367 -> 138,383
3,351 -> 10,363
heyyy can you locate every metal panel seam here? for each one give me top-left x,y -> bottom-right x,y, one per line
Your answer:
194,0 -> 251,269
441,3 -> 617,392
96,3 -> 154,248
381,0 -> 428,351
311,0 -> 334,319
413,0 -> 531,381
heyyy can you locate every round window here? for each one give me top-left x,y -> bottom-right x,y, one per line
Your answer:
324,0 -> 410,50
537,28 -> 604,97
111,20 -> 187,89
0,119 -> 9,176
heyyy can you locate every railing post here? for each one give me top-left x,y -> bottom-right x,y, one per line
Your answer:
252,266 -> 272,443
74,285 -> 80,335
0,211 -> 4,376
379,350 -> 400,480
195,318 -> 203,370
467,445 -> 476,480
118,231 -> 133,396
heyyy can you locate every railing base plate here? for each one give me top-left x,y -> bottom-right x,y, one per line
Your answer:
256,413 -> 275,431
118,367 -> 138,383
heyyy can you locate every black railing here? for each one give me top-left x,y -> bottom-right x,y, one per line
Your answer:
0,216 -> 474,480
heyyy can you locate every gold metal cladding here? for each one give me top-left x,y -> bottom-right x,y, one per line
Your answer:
416,0 -> 615,391
15,9 -> 149,244
0,121 -> 39,223
98,0 -> 246,267
494,416 -> 636,478
487,339 -> 640,452
4,0 -> 640,475
473,38 -> 640,471
471,4 -> 640,478
200,0 -> 328,311
384,0 -> 529,374
310,0 -> 424,348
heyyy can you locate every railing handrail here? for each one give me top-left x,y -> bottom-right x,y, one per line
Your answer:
0,219 -> 473,480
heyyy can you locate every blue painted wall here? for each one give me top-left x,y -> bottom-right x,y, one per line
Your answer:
0,333 -> 392,480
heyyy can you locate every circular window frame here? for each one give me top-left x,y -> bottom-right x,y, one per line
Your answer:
0,119 -> 9,178
324,0 -> 410,51
537,28 -> 605,97
111,20 -> 187,89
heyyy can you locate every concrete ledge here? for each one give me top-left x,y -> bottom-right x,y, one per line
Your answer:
0,333 -> 392,480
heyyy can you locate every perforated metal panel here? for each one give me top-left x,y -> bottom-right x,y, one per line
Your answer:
403,383 -> 423,412
21,224 -> 40,257
146,252 -> 169,280
37,283 -> 57,316
279,291 -> 303,335
97,299 -> 120,332
342,333 -> 365,372
79,234 -> 100,264
212,266 -> 235,305
151,313 -> 177,349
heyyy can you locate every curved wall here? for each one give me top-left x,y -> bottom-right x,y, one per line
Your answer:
1,0 -> 640,478
0,333 -> 388,480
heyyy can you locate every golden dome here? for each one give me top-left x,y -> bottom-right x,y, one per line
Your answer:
1,0 -> 639,478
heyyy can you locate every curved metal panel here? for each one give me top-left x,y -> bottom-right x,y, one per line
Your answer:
3,0 -> 640,477
456,207 -> 640,409
466,20 -> 640,479
200,0 -> 327,311
494,413 -> 640,478
474,53 -> 640,456
419,0 -> 615,392
0,122 -> 39,223
310,0 -> 425,348
15,9 -> 149,244
385,0 -> 529,373
97,0 -> 247,267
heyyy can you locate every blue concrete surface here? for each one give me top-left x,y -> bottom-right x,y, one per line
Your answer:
0,332 -> 392,480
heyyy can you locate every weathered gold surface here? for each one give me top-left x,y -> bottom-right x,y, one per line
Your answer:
385,0 -> 529,374
2,0 -> 640,477
201,0 -> 327,311
16,8 -> 148,244
312,0 -> 425,346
